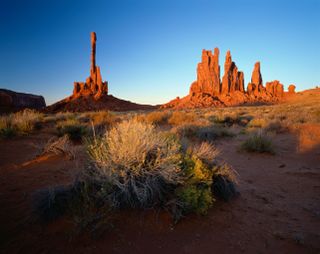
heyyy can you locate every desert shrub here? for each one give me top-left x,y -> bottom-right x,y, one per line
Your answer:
0,115 -> 16,138
196,126 -> 236,140
175,154 -> 214,216
90,111 -> 116,126
241,132 -> 275,154
0,109 -> 42,137
212,175 -> 238,201
208,112 -> 241,126
171,124 -> 201,139
139,111 -> 172,125
172,124 -> 235,141
248,118 -> 268,128
211,164 -> 238,201
56,119 -> 87,141
55,112 -> 76,121
189,142 -> 220,166
42,135 -> 75,159
11,109 -> 43,133
87,118 -> 183,208
168,111 -> 198,126
264,120 -> 287,133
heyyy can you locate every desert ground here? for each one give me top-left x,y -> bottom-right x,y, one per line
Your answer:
0,89 -> 319,254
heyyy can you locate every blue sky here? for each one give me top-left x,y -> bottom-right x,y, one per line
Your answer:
0,0 -> 319,105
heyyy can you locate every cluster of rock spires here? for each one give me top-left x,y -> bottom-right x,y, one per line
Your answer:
46,32 -> 154,113
162,48 -> 296,109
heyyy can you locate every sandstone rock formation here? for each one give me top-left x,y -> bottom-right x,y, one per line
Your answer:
247,62 -> 265,96
288,84 -> 296,94
190,48 -> 221,96
162,48 -> 293,109
0,89 -> 46,113
72,32 -> 108,100
221,51 -> 244,94
46,32 -> 155,113
265,80 -> 284,97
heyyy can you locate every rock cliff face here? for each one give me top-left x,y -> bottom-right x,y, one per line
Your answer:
162,48 -> 293,109
46,32 -> 154,113
0,89 -> 46,113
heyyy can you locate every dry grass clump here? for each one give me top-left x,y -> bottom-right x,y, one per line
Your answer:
208,112 -> 242,126
41,135 -> 75,159
137,110 -> 172,125
0,115 -> 15,138
241,132 -> 275,154
87,118 -> 183,208
248,118 -> 268,128
0,109 -> 43,138
80,111 -> 116,126
172,124 -> 235,141
56,118 -> 87,141
264,120 -> 287,133
168,111 -> 200,126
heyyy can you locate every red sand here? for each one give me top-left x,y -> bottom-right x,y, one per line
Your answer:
0,126 -> 319,253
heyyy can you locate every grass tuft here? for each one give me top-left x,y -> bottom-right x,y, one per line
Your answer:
241,132 -> 275,154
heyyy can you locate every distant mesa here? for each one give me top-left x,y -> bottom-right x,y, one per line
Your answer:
46,32 -> 154,113
0,88 -> 46,113
162,48 -> 295,109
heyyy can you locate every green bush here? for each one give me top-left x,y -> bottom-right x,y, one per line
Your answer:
175,155 -> 215,215
241,132 -> 275,154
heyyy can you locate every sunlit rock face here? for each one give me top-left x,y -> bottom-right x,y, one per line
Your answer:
162,48 -> 293,109
72,32 -> 108,100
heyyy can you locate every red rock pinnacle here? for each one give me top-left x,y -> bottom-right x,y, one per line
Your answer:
72,32 -> 108,100
190,48 -> 221,96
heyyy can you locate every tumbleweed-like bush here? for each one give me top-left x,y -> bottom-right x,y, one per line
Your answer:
87,118 -> 183,208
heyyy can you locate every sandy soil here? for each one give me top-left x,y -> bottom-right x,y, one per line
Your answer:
0,121 -> 319,254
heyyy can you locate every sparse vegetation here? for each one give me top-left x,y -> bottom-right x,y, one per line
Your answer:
0,109 -> 43,138
34,118 -> 237,230
56,118 -> 87,141
168,111 -> 200,126
241,132 -> 275,154
41,135 -> 75,159
137,110 -> 172,125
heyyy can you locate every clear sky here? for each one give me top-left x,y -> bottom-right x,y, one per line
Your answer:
0,0 -> 319,105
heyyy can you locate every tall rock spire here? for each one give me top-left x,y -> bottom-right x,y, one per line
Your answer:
72,32 -> 108,100
221,50 -> 244,94
251,62 -> 262,86
90,32 -> 97,75
190,47 -> 221,96
247,61 -> 264,95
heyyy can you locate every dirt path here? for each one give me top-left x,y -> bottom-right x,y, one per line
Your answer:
0,131 -> 319,253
